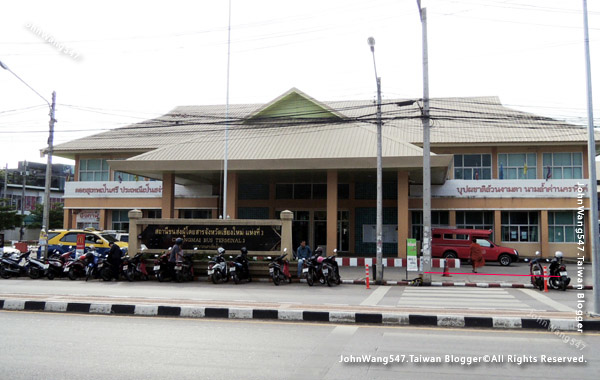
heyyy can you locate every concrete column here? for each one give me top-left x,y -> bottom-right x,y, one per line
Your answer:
162,172 -> 175,219
280,210 -> 293,260
326,170 -> 338,255
494,210 -> 502,244
226,171 -> 238,219
127,209 -> 143,257
540,210 -> 549,258
449,210 -> 456,227
491,147 -> 498,179
397,171 -> 409,259
99,209 -> 107,230
63,209 -> 73,229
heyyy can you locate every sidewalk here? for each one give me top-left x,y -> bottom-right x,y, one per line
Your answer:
338,262 -> 594,289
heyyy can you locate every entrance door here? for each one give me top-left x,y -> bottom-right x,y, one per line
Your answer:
313,211 -> 327,250
291,211 -> 310,254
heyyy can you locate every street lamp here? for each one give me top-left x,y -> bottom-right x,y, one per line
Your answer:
0,60 -> 56,259
367,37 -> 384,284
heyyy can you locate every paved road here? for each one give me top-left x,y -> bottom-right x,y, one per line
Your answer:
0,277 -> 592,315
0,311 -> 597,380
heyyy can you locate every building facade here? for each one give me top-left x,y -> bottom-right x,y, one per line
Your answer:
54,89 -> 597,260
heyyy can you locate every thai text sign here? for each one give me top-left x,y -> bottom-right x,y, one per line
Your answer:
411,179 -> 589,198
64,181 -> 212,198
141,224 -> 282,251
406,238 -> 418,272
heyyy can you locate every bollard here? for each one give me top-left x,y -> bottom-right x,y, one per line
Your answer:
543,266 -> 548,292
366,264 -> 370,289
442,259 -> 452,277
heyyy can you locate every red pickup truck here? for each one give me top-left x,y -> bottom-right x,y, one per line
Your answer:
431,228 -> 519,266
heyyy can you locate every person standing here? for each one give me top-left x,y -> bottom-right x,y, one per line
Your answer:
107,242 -> 122,280
295,240 -> 312,278
169,238 -> 184,277
469,237 -> 485,273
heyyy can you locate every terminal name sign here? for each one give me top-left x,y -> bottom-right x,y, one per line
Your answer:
411,179 -> 589,199
141,224 -> 282,251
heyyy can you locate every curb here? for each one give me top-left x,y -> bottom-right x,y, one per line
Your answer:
2,298 -> 598,332
340,279 -> 593,290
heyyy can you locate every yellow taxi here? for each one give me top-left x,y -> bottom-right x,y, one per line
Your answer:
43,229 -> 128,255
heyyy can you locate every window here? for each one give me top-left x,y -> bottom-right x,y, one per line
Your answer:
454,154 -> 491,180
238,183 -> 269,200
501,211 -> 538,242
338,184 -> 350,200
60,233 -> 79,243
498,153 -> 536,179
549,211 -> 579,242
112,210 -> 130,231
147,210 -> 162,219
179,209 -> 211,219
411,211 -> 450,241
456,211 -> 493,230
275,183 -> 330,200
79,159 -> 109,181
114,171 -> 138,182
543,152 -> 583,179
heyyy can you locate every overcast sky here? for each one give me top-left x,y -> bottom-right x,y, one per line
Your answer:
1,0 -> 598,168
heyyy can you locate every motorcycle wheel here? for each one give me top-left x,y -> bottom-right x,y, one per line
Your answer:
273,272 -> 280,286
211,272 -> 220,284
306,270 -> 314,286
223,272 -> 229,283
157,271 -> 166,283
0,266 -> 10,279
335,269 -> 341,285
561,279 -> 567,291
175,271 -> 184,283
233,274 -> 240,284
125,267 -> 135,282
287,275 -> 292,284
68,267 -> 78,281
326,274 -> 333,287
548,277 -> 560,290
46,270 -> 55,280
100,267 -> 112,282
28,266 -> 41,279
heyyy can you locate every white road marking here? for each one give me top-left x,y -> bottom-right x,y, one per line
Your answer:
518,289 -> 575,312
360,286 -> 391,306
332,325 -> 359,335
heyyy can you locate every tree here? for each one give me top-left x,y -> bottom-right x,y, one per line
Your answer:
28,203 -> 64,229
0,199 -> 22,230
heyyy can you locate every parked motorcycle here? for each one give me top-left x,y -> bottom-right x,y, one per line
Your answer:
208,247 -> 229,284
303,253 -> 322,286
46,250 -> 74,280
320,249 -> 341,287
174,253 -> 194,283
547,251 -> 570,291
153,251 -> 171,282
26,253 -> 49,279
0,251 -> 31,279
99,253 -> 128,281
124,252 -> 149,281
230,247 -> 252,284
268,248 -> 292,286
65,252 -> 89,280
84,248 -> 108,281
528,251 -> 544,291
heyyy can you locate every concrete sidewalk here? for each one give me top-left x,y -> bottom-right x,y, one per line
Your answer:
338,262 -> 594,289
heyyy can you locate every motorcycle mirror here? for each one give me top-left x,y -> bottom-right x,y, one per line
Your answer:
523,258 -> 530,263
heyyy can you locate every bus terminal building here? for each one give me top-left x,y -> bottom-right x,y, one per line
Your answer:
54,88 -> 597,260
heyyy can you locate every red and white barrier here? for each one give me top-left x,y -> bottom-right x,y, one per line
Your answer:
334,257 -> 460,268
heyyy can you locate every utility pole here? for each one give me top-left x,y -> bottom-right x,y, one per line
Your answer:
20,161 -> 27,241
222,0 -> 232,220
2,164 -> 7,206
582,0 -> 599,316
417,1 -> 432,284
41,91 -> 57,259
367,37 -> 384,284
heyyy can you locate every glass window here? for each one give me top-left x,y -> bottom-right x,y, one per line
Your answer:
542,152 -> 583,180
456,211 -> 494,231
501,211 -> 539,242
453,154 -> 492,180
60,233 -> 79,243
114,171 -> 138,182
498,153 -> 536,179
548,211 -> 579,243
411,211 -> 450,241
338,184 -> 350,200
275,184 -> 293,199
179,209 -> 211,219
312,184 -> 327,199
111,209 -> 130,231
79,159 -> 109,182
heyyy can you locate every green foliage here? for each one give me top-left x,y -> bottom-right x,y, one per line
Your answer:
28,203 -> 64,229
0,199 -> 22,230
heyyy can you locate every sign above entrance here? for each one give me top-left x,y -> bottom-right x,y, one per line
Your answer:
64,181 -> 212,199
410,179 -> 588,199
141,224 -> 282,251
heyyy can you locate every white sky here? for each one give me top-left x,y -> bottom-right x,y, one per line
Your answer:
1,0 -> 599,168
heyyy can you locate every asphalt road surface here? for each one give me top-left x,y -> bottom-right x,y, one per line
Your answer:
0,311 -> 597,380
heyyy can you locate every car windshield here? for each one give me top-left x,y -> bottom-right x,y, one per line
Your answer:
100,233 -> 118,243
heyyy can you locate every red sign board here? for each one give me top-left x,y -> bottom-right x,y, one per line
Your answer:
76,234 -> 85,257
